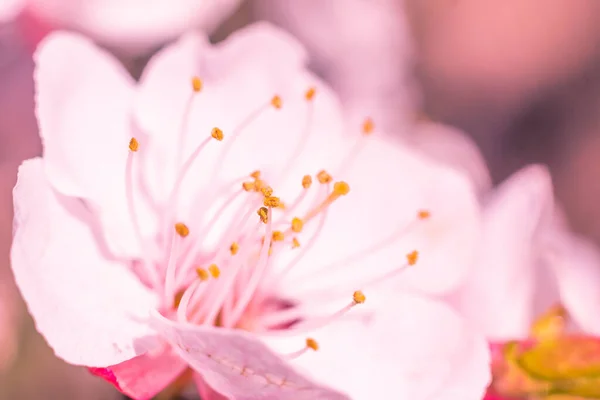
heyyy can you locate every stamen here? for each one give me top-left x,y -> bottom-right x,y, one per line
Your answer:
250,170 -> 261,179
243,181 -> 255,192
292,237 -> 300,248
334,117 -> 375,177
264,196 -> 281,208
272,231 -> 285,242
259,292 -> 365,334
291,217 -> 304,233
303,181 -> 349,223
302,175 -> 313,189
271,95 -> 282,109
353,290 -> 366,304
317,170 -> 332,184
165,223 -> 189,301
284,338 -> 319,360
191,76 -> 203,93
230,242 -> 239,255
305,87 -> 316,101
124,138 -> 161,289
175,222 -> 190,238
211,127 -> 224,141
129,137 -> 139,152
226,208 -> 275,326
418,210 -> 431,220
295,210 -> 429,282
258,207 -> 269,223
208,264 -> 221,278
261,186 -> 274,197
196,268 -> 210,281
362,117 -> 374,135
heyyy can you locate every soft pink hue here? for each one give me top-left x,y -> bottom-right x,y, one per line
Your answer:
0,0 -> 24,23
23,0 -> 242,54
255,0 -> 417,132
11,23 -> 491,399
452,164 -> 600,341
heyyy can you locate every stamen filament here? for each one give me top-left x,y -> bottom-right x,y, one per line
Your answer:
125,142 -> 161,289
226,208 -> 275,327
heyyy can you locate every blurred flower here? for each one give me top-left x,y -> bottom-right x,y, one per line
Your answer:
451,164 -> 600,341
11,23 -> 491,399
255,0 -> 417,132
21,0 -> 242,55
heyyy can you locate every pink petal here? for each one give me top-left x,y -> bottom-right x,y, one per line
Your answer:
276,135 -> 481,302
90,346 -> 187,399
0,0 -> 23,23
11,158 -> 160,367
255,0 -> 415,131
265,292 -> 491,400
408,121 -> 492,196
26,0 -> 242,54
34,31 -> 156,258
544,230 -> 600,335
149,311 -> 349,400
455,164 -> 554,340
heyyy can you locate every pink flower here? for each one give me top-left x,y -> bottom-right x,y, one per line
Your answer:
255,0 -> 416,132
22,0 -> 242,54
11,23 -> 490,399
452,164 -> 600,341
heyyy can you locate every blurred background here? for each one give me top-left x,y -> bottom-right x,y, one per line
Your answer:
2,0 -> 600,398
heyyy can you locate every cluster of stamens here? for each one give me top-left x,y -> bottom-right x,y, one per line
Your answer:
123,76 -> 431,360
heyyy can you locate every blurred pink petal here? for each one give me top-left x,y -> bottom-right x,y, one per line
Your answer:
0,0 -> 23,23
255,0 -> 416,132
543,230 -> 600,335
13,23 -> 490,398
24,0 -> 242,54
454,165 -> 555,340
453,163 -> 600,343
407,121 -> 493,196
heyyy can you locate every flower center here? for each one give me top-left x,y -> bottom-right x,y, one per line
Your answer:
124,76 -> 430,354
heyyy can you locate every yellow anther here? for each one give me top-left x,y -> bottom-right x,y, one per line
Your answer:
353,290 -> 366,304
191,76 -> 202,93
302,175 -> 313,189
196,268 -> 210,281
362,117 -> 374,135
418,210 -> 431,220
173,289 -> 185,308
129,137 -> 139,152
261,186 -> 273,197
257,207 -> 269,223
291,217 -> 304,233
272,231 -> 285,242
211,127 -> 224,141
305,87 -> 316,101
292,237 -> 300,248
254,179 -> 266,192
271,95 -> 282,109
174,222 -> 190,238
208,264 -> 220,278
230,242 -> 239,255
277,201 -> 286,210
250,170 -> 261,179
306,338 -> 319,351
242,181 -> 255,192
333,181 -> 350,196
317,170 -> 332,184
406,250 -> 419,266
264,196 -> 281,208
